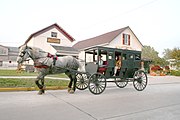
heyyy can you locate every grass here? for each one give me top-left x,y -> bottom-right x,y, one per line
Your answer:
0,78 -> 69,88
0,69 -> 37,76
0,69 -> 69,88
170,70 -> 180,76
0,69 -> 68,78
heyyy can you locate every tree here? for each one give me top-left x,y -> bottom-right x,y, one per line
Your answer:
171,47 -> 180,69
142,45 -> 169,66
163,48 -> 172,60
163,47 -> 180,60
171,47 -> 180,60
142,45 -> 159,60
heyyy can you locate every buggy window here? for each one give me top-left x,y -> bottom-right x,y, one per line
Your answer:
129,54 -> 134,59
108,52 -> 113,60
99,50 -> 107,61
122,54 -> 127,60
135,54 -> 141,60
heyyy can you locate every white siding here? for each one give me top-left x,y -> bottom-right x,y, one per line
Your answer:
77,28 -> 143,60
27,27 -> 73,54
108,28 -> 142,51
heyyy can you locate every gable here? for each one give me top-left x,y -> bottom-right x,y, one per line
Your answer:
73,26 -> 143,51
25,23 -> 75,45
108,27 -> 143,50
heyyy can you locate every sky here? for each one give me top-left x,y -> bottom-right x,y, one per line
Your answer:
0,0 -> 180,57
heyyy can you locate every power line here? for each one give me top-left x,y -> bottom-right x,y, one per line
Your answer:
82,0 -> 159,29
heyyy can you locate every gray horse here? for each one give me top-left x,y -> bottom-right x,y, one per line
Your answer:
17,45 -> 81,94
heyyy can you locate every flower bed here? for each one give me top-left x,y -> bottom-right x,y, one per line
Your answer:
150,65 -> 169,76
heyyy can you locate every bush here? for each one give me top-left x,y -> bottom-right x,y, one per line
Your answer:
151,65 -> 163,71
170,70 -> 180,76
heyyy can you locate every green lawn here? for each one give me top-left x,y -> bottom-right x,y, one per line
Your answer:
0,69 -> 37,76
0,69 -> 68,78
0,78 -> 69,88
0,69 -> 69,88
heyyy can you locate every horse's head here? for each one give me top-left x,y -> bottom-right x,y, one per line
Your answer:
17,44 -> 32,64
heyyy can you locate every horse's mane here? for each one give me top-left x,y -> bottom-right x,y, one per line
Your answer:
28,46 -> 48,58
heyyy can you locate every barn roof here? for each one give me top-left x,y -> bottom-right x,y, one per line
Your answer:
73,26 -> 129,50
73,26 -> 143,50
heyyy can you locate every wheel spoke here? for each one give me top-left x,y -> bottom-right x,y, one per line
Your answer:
133,70 -> 148,91
76,73 -> 89,90
88,73 -> 106,95
115,78 -> 128,88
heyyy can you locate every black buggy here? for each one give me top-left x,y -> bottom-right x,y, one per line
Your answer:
76,46 -> 148,95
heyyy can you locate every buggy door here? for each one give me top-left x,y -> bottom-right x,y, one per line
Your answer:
128,53 -> 134,69
105,51 -> 114,77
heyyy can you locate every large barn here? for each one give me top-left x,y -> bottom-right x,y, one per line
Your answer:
25,23 -> 78,57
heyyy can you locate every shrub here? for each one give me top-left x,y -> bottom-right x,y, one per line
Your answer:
170,70 -> 180,76
151,65 -> 162,71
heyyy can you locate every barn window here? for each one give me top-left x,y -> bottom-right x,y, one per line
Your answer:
122,34 -> 130,45
51,32 -> 57,38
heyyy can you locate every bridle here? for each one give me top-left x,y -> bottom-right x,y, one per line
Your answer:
18,46 -> 32,63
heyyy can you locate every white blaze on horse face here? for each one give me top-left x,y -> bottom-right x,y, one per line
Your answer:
17,56 -> 22,64
17,45 -> 28,64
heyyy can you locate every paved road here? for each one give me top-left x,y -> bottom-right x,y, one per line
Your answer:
0,76 -> 180,120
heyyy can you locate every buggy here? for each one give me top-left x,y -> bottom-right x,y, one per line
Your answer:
76,46 -> 148,95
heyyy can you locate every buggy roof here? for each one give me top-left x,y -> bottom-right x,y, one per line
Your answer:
84,46 -> 141,54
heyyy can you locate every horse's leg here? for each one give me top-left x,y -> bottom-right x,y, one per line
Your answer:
35,69 -> 47,95
68,73 -> 77,94
72,73 -> 77,92
40,78 -> 45,94
65,71 -> 73,93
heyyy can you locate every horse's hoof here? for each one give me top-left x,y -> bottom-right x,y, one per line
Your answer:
38,89 -> 44,95
69,90 -> 75,94
68,88 -> 71,93
38,91 -> 43,95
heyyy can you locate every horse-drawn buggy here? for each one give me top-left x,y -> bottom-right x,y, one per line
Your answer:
76,46 -> 148,95
17,45 -> 147,95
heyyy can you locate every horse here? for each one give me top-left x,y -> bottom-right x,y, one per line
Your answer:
17,44 -> 81,95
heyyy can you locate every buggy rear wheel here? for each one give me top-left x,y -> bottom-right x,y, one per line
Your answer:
76,73 -> 89,90
115,78 -> 128,88
133,70 -> 148,91
88,73 -> 106,95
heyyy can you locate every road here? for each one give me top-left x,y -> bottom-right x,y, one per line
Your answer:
0,76 -> 180,120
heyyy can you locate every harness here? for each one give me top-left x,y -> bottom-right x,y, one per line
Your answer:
47,53 -> 58,65
34,53 -> 58,69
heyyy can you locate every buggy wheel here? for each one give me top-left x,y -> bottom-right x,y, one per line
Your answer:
133,70 -> 148,91
76,73 -> 88,90
115,78 -> 128,88
88,73 -> 106,95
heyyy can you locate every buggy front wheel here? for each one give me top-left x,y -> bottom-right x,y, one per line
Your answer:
133,70 -> 148,91
76,73 -> 89,90
88,73 -> 106,95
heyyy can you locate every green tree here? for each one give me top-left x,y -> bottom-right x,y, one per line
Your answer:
171,47 -> 180,60
163,48 -> 172,60
142,45 -> 159,60
142,45 -> 169,66
171,47 -> 180,68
